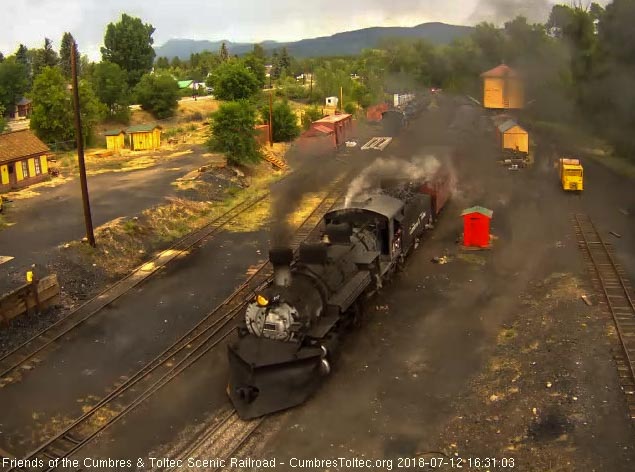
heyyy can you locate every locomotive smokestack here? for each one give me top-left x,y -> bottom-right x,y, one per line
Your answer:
269,247 -> 293,287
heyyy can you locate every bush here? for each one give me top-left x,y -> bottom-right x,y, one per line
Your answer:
111,104 -> 131,125
207,60 -> 260,101
271,101 -> 301,142
208,100 -> 262,166
260,100 -> 301,142
186,111 -> 204,122
344,102 -> 357,115
135,73 -> 180,119
301,106 -> 323,130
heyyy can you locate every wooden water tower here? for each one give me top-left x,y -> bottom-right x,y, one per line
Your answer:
481,64 -> 524,110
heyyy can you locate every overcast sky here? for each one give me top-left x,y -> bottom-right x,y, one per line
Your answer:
1,0 -> 589,61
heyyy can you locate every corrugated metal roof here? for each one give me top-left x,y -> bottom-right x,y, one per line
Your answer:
314,114 -> 352,124
104,129 -> 126,136
461,206 -> 493,218
497,120 -> 518,132
0,129 -> 50,164
480,64 -> 520,78
16,97 -> 32,106
312,125 -> 334,134
126,124 -> 162,133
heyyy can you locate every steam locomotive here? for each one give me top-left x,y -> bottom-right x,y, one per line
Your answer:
227,171 -> 451,419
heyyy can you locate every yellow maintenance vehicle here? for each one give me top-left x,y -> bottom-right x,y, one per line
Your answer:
559,158 -> 584,191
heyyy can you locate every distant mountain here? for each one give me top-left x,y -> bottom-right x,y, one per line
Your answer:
154,22 -> 473,60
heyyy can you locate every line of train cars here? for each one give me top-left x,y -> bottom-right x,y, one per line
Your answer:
227,165 -> 452,419
380,94 -> 429,137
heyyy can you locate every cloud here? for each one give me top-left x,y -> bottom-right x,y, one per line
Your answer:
1,0 -> 476,60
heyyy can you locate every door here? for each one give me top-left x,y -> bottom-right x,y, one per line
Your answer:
8,164 -> 17,187
469,217 -> 481,246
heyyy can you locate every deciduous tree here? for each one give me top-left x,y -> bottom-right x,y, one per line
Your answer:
0,58 -> 29,114
208,100 -> 261,166
101,13 -> 156,87
264,100 -> 300,142
207,60 -> 260,101
91,61 -> 129,121
243,53 -> 266,88
29,66 -> 104,144
134,72 -> 179,119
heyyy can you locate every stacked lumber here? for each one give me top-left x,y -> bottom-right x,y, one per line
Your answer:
0,275 -> 60,325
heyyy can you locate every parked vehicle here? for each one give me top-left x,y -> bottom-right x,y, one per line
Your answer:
559,158 -> 584,191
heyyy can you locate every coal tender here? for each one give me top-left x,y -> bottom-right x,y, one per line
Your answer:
227,181 -> 448,419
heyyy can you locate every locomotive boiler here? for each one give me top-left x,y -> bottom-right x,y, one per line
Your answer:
227,178 -> 448,419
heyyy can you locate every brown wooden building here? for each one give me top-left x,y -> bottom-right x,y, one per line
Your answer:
0,130 -> 50,192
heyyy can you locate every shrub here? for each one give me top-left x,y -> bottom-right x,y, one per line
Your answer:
301,106 -> 323,130
208,100 -> 262,166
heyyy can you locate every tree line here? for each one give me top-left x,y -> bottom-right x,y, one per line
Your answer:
2,1 -> 634,161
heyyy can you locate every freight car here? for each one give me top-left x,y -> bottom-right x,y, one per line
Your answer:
227,174 -> 450,419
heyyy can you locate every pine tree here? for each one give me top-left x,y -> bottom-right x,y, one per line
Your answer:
59,32 -> 75,78
219,42 -> 229,62
42,38 -> 59,67
279,47 -> 291,74
270,50 -> 281,80
15,44 -> 28,66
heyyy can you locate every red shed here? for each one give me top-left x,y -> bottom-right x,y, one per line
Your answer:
311,113 -> 353,147
461,206 -> 493,248
254,124 -> 270,145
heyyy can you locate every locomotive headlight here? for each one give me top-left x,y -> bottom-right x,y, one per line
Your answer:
256,294 -> 269,307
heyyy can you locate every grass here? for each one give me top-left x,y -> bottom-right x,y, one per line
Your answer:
60,163 -> 287,277
528,119 -> 635,180
584,149 -> 635,180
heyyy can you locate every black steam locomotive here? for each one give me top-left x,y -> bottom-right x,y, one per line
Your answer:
227,176 -> 450,419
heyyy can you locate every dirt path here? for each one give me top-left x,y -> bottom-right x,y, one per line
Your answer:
0,149 -> 208,294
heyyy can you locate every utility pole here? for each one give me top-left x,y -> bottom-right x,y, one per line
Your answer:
340,86 -> 343,112
71,41 -> 96,247
269,91 -> 274,147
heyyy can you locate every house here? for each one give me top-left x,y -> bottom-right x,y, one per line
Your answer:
496,120 -> 528,153
15,98 -> 32,119
325,97 -> 339,108
0,130 -> 50,191
461,206 -> 493,248
177,80 -> 194,90
480,64 -> 524,109
126,124 -> 162,151
104,129 -> 126,152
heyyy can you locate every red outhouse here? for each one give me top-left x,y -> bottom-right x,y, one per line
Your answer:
461,206 -> 493,248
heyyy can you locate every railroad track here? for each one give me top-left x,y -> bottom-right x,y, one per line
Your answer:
165,409 -> 264,472
574,213 -> 635,420
0,193 -> 269,387
2,173 -> 350,472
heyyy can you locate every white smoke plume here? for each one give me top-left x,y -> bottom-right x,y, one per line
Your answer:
344,154 -> 441,206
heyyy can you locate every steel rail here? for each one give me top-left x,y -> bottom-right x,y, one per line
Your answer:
574,213 -> 635,416
0,193 -> 269,383
6,172 -> 351,472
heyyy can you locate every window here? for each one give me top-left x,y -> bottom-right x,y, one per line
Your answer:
34,158 -> 42,176
21,160 -> 29,178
